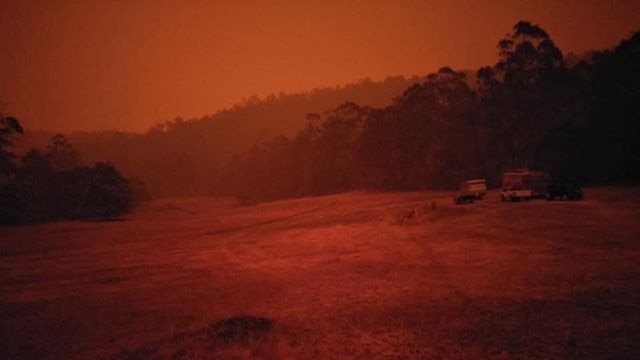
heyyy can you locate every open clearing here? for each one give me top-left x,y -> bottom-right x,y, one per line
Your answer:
1,188 -> 640,359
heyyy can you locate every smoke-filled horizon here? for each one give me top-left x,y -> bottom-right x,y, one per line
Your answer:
2,0 -> 639,133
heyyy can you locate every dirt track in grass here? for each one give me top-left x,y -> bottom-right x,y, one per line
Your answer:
1,188 -> 639,359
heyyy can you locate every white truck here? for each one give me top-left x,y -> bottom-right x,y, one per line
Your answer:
501,169 -> 549,202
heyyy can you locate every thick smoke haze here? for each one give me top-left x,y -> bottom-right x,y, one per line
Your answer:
1,0 -> 639,132
1,3 -> 640,359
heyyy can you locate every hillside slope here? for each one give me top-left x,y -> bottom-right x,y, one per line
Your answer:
15,75 -> 425,197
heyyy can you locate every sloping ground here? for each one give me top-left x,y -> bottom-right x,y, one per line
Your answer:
1,188 -> 639,359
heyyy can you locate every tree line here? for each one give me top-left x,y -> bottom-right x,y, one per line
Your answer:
0,121 -> 136,225
221,21 -> 640,201
17,76 -> 425,198
7,21 -> 639,205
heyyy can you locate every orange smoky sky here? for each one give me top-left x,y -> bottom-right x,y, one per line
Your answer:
1,0 -> 639,133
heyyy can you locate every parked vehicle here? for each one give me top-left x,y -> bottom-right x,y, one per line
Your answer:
501,169 -> 550,202
501,186 -> 533,202
454,179 -> 487,205
547,183 -> 584,200
454,194 -> 475,205
460,179 -> 487,199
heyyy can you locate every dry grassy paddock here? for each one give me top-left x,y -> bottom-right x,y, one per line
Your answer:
1,188 -> 639,359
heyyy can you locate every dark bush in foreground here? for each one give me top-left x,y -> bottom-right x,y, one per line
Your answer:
79,162 -> 133,220
0,161 -> 133,224
0,132 -> 133,225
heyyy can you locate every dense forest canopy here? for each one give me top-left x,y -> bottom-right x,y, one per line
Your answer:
10,21 -> 640,201
0,123 -> 134,225
15,76 -> 424,197
228,21 -> 640,201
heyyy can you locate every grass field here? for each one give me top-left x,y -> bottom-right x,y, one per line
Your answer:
1,188 -> 639,359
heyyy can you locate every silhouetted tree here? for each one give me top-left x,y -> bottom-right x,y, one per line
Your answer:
0,116 -> 24,176
1,124 -> 135,225
581,31 -> 640,183
313,102 -> 369,192
355,67 -> 479,190
79,162 -> 132,219
0,150 -> 54,224
46,134 -> 82,171
221,24 -> 640,199
477,21 -> 568,171
0,116 -> 26,224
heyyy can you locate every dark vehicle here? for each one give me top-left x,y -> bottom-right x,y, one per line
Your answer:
453,194 -> 475,205
547,183 -> 584,200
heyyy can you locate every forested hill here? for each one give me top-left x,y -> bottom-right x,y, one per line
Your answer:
16,75 -> 426,197
17,22 -> 638,202
226,23 -> 640,201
